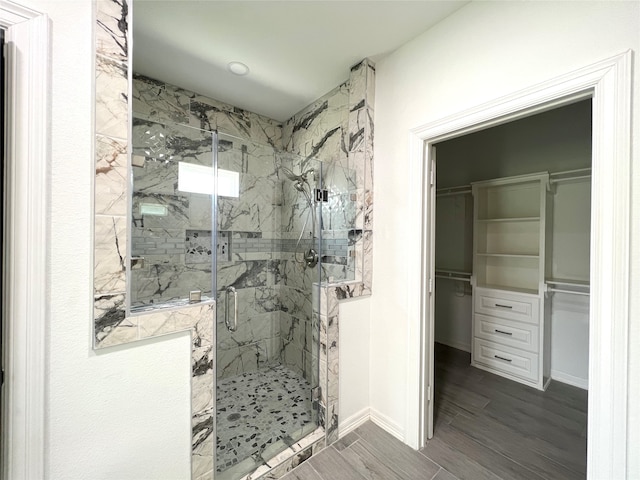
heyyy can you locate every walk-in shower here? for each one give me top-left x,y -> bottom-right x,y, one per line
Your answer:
131,116 -> 322,479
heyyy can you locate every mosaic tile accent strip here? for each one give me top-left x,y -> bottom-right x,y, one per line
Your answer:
186,229 -> 214,264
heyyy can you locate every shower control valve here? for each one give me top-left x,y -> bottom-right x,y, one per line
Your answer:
304,248 -> 319,268
314,188 -> 328,202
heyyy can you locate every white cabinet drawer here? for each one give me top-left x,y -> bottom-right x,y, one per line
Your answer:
474,314 -> 539,352
474,288 -> 539,325
473,338 -> 539,382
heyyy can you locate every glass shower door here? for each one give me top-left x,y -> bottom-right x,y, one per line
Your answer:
214,134 -> 321,479
129,117 -> 215,311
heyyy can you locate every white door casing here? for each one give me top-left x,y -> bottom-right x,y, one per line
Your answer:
407,51 -> 631,479
0,2 -> 51,479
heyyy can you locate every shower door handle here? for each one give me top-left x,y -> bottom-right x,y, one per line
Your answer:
225,286 -> 238,332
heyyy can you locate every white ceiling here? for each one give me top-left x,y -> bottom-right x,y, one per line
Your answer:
132,1 -> 469,121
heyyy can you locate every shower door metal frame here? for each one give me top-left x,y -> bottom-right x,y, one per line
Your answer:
211,129 -> 219,476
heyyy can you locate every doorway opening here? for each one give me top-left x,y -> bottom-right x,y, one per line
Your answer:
430,99 -> 591,477
410,51 -> 631,479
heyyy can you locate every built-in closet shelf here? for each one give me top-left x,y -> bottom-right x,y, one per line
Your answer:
477,217 -> 540,223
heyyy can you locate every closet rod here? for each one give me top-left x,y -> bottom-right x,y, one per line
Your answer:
549,168 -> 592,184
546,279 -> 590,288
436,269 -> 472,276
436,189 -> 472,198
550,174 -> 591,185
436,185 -> 471,197
547,287 -> 590,296
435,274 -> 471,283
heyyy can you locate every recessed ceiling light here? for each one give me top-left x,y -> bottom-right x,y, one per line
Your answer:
227,62 -> 250,76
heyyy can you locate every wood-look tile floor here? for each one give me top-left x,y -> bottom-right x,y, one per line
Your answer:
281,343 -> 587,480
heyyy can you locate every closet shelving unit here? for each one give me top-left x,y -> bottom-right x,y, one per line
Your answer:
471,172 -> 551,390
435,169 -> 590,390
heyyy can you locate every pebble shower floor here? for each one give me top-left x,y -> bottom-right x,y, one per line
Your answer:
216,364 -> 316,474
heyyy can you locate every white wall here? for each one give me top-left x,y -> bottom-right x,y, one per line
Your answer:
20,1 -> 192,478
370,1 -> 640,476
549,294 -> 590,388
549,178 -> 591,388
434,191 -> 473,351
338,297 -> 371,432
434,280 -> 472,352
435,100 -> 592,187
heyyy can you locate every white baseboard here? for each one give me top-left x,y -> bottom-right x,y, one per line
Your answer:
339,407 -> 406,445
551,370 -> 588,390
436,339 -> 471,353
339,407 -> 371,437
369,408 -> 405,442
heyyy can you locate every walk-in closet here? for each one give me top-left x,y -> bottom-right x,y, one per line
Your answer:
431,99 -> 591,477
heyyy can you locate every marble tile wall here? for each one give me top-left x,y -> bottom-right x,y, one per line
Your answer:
94,2 -> 215,476
282,82 -> 358,284
347,60 -> 375,291
133,74 -> 283,149
310,59 -> 376,446
128,114 -> 288,381
94,1 -> 374,476
131,74 -> 327,384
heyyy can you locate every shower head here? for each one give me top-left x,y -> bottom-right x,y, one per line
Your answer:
280,166 -> 315,183
280,166 -> 301,182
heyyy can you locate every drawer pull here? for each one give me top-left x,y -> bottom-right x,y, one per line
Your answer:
494,355 -> 512,363
495,303 -> 513,309
494,329 -> 513,336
